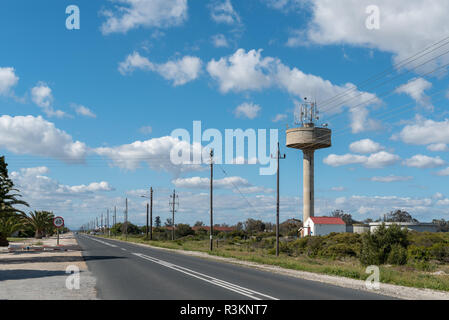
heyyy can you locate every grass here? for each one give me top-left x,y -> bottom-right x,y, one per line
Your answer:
98,234 -> 449,292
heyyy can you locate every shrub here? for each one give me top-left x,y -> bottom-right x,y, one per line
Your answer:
430,243 -> 449,263
387,244 -> 408,265
407,245 -> 430,262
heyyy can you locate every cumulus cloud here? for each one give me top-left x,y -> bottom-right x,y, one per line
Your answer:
324,151 -> 400,168
74,104 -> 96,118
395,78 -> 433,110
234,102 -> 261,119
437,167 -> 449,176
0,67 -> 19,95
31,83 -> 66,118
291,0 -> 449,71
370,175 -> 413,183
172,176 -> 273,194
210,0 -> 240,25
427,143 -> 449,152
100,0 -> 188,35
94,136 -> 204,174
207,49 -> 381,132
394,117 -> 449,146
349,139 -> 384,154
0,115 -> 87,163
403,154 -> 446,168
119,52 -> 202,86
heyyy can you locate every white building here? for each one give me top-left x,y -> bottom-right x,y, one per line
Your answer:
369,222 -> 438,233
302,217 -> 346,237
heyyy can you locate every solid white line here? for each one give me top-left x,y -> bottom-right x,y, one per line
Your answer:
132,252 -> 278,300
87,236 -> 118,248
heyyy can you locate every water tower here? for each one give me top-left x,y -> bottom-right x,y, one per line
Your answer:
286,98 -> 332,227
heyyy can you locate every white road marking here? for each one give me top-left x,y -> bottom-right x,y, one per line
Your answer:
87,236 -> 118,248
132,252 -> 278,300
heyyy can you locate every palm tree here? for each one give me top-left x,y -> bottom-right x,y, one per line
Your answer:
22,211 -> 55,239
0,156 -> 29,246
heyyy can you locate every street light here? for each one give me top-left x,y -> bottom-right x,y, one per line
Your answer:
141,187 -> 153,240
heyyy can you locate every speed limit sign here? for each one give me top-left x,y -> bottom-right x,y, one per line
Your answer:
53,216 -> 64,228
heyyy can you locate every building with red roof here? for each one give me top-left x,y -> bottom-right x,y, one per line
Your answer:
302,216 -> 346,237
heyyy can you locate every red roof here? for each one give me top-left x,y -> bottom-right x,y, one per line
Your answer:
309,217 -> 345,225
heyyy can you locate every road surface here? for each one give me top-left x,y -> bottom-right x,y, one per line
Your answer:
76,234 -> 392,300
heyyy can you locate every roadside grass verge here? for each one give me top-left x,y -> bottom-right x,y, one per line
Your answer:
98,235 -> 449,292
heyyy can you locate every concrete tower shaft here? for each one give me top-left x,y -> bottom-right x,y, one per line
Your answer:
286,124 -> 331,226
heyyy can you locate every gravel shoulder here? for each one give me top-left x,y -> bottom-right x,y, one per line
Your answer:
105,237 -> 449,300
0,233 -> 97,300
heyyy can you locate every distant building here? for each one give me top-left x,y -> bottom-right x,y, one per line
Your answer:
369,222 -> 438,233
302,217 -> 346,237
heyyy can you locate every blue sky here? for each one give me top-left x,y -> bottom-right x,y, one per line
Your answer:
1,0 -> 449,228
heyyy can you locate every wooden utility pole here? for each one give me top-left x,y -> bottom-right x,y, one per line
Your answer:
272,142 -> 286,256
210,149 -> 214,251
150,187 -> 153,240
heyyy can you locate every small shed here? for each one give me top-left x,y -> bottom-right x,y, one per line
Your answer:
303,217 -> 346,237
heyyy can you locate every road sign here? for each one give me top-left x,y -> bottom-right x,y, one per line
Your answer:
53,216 -> 64,228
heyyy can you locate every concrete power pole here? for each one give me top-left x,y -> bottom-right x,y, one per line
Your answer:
210,149 -> 214,251
146,202 -> 149,239
125,198 -> 128,240
150,187 -> 153,240
169,190 -> 178,241
271,142 -> 286,256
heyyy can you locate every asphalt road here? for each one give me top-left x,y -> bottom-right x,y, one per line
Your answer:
76,234 -> 392,300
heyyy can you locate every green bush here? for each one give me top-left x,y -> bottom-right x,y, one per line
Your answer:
359,223 -> 409,266
430,243 -> 449,263
407,245 -> 430,262
387,244 -> 408,265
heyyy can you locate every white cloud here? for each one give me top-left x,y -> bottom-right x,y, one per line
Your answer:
293,0 -> 449,71
272,113 -> 288,122
31,83 -> 66,118
324,151 -> 399,168
211,34 -> 229,48
74,105 -> 96,118
403,154 -> 446,168
331,186 -> 345,191
0,115 -> 87,163
349,139 -> 384,154
119,52 -> 202,86
207,49 -> 381,132
395,117 -> 449,146
31,83 -> 53,108
371,175 -> 413,183
437,167 -> 449,176
94,136 -> 203,174
100,0 -> 188,35
139,126 -> 153,135
67,181 -> 114,193
172,176 -> 273,194
395,78 -> 433,110
234,102 -> 261,119
0,67 -> 19,95
210,0 -> 240,25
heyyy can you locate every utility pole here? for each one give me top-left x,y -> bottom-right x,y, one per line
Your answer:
125,198 -> 128,240
146,202 -> 149,239
101,213 -> 103,234
150,187 -> 153,240
107,209 -> 110,236
210,149 -> 214,251
271,142 -> 286,257
169,190 -> 178,241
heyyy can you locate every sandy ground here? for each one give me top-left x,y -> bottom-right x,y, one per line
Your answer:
107,237 -> 449,300
0,233 -> 96,300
